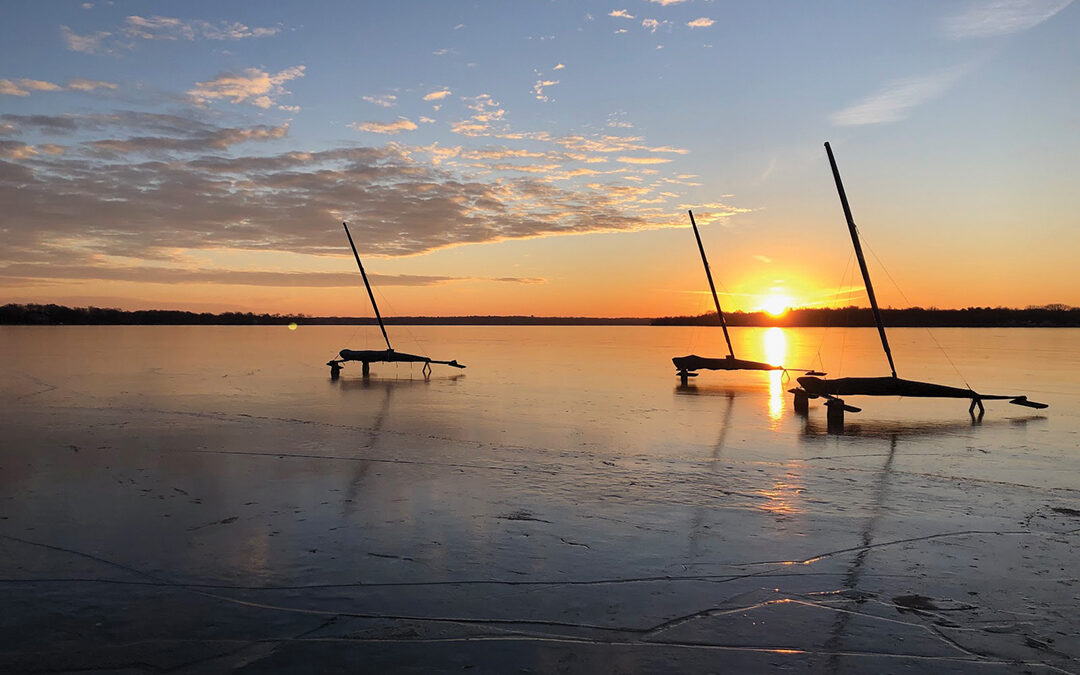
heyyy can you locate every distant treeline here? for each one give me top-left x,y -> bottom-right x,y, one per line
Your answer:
652,305 -> 1080,327
0,304 -> 648,326
2,303 -> 1078,327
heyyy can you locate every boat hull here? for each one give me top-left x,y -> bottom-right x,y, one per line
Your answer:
673,354 -> 781,372
797,375 -> 977,399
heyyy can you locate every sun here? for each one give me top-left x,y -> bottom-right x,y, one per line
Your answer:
761,294 -> 793,317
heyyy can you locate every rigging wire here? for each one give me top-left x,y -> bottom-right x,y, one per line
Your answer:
815,248 -> 856,377
858,229 -> 972,389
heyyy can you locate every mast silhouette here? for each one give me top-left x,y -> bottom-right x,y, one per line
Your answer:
825,142 -> 896,378
688,209 -> 735,359
343,222 -> 392,351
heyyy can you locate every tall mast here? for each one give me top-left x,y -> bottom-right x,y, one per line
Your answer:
688,210 -> 735,358
824,142 -> 897,378
342,222 -> 392,351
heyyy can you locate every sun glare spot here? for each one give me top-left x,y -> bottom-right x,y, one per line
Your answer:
761,294 -> 792,316
288,322 -> 298,331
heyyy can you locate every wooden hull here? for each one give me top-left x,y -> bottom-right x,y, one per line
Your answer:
673,354 -> 781,372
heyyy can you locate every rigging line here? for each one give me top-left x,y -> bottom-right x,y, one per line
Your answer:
816,249 -> 856,377
858,231 -> 972,390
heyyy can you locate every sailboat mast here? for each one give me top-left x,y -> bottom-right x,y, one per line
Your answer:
688,210 -> 735,358
342,222 -> 392,351
824,142 -> 897,378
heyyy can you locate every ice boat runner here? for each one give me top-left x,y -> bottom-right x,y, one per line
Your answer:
790,143 -> 1046,429
672,209 -> 823,385
327,222 -> 465,379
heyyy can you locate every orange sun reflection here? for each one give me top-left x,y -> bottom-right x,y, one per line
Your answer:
764,327 -> 786,423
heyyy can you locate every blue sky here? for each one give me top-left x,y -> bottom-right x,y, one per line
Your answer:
1,0 -> 1076,315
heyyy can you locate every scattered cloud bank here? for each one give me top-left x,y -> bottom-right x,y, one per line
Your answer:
0,105 -> 712,288
830,65 -> 969,126
941,0 -> 1072,38
61,15 -> 281,54
188,66 -> 305,109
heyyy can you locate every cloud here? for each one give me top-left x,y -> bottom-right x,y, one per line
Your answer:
609,9 -> 635,19
362,94 -> 397,108
0,80 -> 30,96
188,66 -> 305,108
0,141 -> 38,159
18,79 -> 64,92
89,123 -> 289,154
1,113 -> 289,154
0,78 -> 119,97
642,19 -> 660,32
0,131 -> 691,268
754,255 -> 772,264
830,64 -> 969,126
533,79 -> 559,102
423,89 -> 452,101
349,118 -> 419,134
553,63 -> 565,70
67,78 -> 119,91
0,263 -> 542,288
941,0 -> 1072,38
647,0 -> 690,5
686,17 -> 715,28
60,25 -> 112,54
122,15 -> 281,41
616,156 -> 673,164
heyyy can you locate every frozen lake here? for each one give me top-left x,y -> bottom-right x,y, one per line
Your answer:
2,325 -> 1078,673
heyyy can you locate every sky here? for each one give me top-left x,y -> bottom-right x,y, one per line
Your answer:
1,0 -> 1077,317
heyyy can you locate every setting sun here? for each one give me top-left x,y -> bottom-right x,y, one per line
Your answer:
761,294 -> 793,316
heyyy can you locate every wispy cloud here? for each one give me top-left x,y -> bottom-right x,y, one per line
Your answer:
0,264 -> 541,288
188,66 -> 305,109
423,89 -> 452,101
686,17 -> 715,28
349,118 -> 419,134
60,25 -> 113,54
830,64 -> 970,126
941,0 -> 1072,39
122,15 -> 281,41
62,16 -> 280,55
533,78 -> 559,102
609,9 -> 635,19
647,0 -> 690,5
0,77 -> 118,96
617,156 -> 672,164
362,94 -> 397,107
